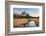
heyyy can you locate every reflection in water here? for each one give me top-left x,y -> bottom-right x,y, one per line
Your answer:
25,21 -> 37,27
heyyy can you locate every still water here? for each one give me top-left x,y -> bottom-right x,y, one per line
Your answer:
25,21 -> 37,27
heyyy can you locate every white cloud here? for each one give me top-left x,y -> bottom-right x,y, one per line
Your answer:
29,13 -> 39,17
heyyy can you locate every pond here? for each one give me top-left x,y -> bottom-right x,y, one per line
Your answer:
25,21 -> 37,27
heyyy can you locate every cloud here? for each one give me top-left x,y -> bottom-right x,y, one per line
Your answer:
29,13 -> 39,17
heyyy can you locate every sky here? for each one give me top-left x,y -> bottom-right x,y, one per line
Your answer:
13,8 -> 39,17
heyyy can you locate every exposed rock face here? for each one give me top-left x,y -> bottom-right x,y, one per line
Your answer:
14,18 -> 29,27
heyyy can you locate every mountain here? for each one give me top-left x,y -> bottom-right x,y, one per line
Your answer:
13,11 -> 39,18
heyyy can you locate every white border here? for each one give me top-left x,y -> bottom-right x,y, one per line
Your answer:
10,5 -> 42,32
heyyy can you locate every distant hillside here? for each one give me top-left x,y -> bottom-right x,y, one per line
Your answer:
13,14 -> 39,19
14,11 -> 39,18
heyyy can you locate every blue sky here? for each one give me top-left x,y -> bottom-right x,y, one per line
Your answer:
13,8 -> 39,17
